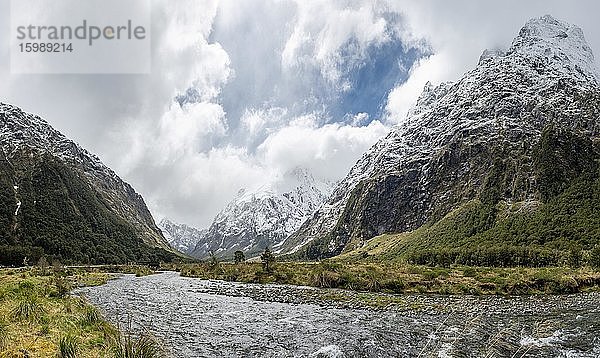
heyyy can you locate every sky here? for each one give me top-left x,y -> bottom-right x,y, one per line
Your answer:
1,0 -> 600,229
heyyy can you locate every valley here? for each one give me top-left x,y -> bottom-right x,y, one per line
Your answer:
1,12 -> 600,358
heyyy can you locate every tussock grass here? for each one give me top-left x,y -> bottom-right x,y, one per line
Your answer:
0,268 -> 168,357
176,261 -> 600,296
80,306 -> 102,327
11,295 -> 47,322
113,332 -> 164,358
57,335 -> 79,358
0,317 -> 9,350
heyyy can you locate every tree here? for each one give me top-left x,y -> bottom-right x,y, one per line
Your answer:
208,252 -> 219,269
261,247 -> 276,273
37,256 -> 49,275
234,251 -> 245,264
567,242 -> 583,268
589,246 -> 600,269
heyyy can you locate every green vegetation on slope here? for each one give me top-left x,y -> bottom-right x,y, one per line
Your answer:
337,169 -> 600,268
0,152 -> 176,266
312,126 -> 600,267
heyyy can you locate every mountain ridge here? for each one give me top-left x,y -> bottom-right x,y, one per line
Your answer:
281,15 -> 600,260
0,103 -> 175,265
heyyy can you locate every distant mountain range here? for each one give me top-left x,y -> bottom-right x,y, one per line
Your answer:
159,168 -> 333,259
158,218 -> 207,254
0,103 -> 176,265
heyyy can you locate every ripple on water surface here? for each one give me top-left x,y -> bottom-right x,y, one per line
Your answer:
75,271 -> 600,357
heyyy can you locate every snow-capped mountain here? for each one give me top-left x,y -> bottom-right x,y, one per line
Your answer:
159,218 -> 207,254
0,103 -> 173,264
281,15 -> 600,258
190,167 -> 333,259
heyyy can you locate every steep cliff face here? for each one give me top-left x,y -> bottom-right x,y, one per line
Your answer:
0,103 -> 175,265
190,168 -> 333,259
282,15 -> 600,259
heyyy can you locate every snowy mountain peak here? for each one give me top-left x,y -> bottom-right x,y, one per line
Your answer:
280,15 -> 600,259
158,218 -> 207,254
190,167 -> 334,259
478,48 -> 505,65
410,81 -> 454,117
509,15 -> 597,81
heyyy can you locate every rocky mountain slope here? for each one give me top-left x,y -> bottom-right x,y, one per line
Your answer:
189,168 -> 333,259
0,103 -> 175,265
281,15 -> 600,260
159,218 -> 207,254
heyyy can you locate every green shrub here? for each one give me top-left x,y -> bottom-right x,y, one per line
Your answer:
310,270 -> 342,288
50,275 -> 72,298
589,246 -> 600,269
463,267 -> 477,277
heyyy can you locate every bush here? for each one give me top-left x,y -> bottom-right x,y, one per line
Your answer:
310,270 -> 341,288
589,246 -> 600,269
234,251 -> 245,264
261,247 -> 276,273
50,275 -> 72,298
567,243 -> 583,268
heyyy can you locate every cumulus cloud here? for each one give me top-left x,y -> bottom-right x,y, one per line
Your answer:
1,0 -> 600,228
257,117 -> 389,181
104,0 -> 398,227
281,1 -> 391,89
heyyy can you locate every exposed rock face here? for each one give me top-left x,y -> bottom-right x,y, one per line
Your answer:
281,15 -> 600,259
190,168 -> 333,259
159,218 -> 207,254
0,103 -> 174,264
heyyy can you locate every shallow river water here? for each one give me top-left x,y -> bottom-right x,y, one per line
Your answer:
75,271 -> 600,357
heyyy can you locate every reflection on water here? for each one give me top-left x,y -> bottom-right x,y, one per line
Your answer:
75,271 -> 600,357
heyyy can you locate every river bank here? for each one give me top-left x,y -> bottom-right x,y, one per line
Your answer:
0,267 -> 163,357
164,261 -> 600,295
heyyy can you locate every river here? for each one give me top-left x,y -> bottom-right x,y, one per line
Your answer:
75,271 -> 600,357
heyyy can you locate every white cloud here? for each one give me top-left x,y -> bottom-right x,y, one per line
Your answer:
240,107 -> 288,138
281,0 -> 396,89
258,118 -> 388,181
385,52 -> 455,123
